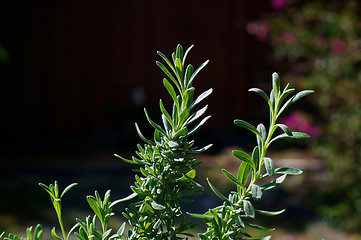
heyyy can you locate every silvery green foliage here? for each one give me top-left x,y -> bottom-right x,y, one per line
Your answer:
5,47 -> 313,240
39,181 -> 79,240
1,225 -> 42,240
190,73 -> 313,240
39,181 -> 126,240
115,44 -> 212,239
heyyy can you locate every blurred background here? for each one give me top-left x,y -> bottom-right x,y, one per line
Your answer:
1,0 -> 361,239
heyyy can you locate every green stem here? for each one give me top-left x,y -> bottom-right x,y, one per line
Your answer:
57,213 -> 67,240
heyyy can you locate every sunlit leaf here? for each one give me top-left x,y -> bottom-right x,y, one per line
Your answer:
275,167 -> 303,175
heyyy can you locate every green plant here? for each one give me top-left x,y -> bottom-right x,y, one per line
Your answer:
115,44 -> 212,239
75,190 -> 126,240
2,44 -> 312,240
1,225 -> 42,240
190,73 -> 312,239
39,181 -> 78,240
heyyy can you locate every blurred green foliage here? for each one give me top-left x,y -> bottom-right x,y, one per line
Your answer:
248,0 -> 361,233
0,44 -> 9,64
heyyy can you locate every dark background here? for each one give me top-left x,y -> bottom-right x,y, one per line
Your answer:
0,0 -> 273,157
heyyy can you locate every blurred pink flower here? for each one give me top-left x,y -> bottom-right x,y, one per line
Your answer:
282,32 -> 296,44
246,22 -> 269,42
270,0 -> 288,10
331,40 -> 345,53
280,112 -> 322,137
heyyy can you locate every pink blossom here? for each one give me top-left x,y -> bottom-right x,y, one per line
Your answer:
246,22 -> 269,42
280,112 -> 322,137
270,0 -> 288,10
282,32 -> 296,44
331,40 -> 345,53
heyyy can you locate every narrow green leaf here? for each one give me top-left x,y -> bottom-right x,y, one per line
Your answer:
34,224 -> 43,240
186,105 -> 208,125
51,228 -> 63,240
206,178 -> 231,204
144,108 -> 167,136
277,90 -> 314,117
156,61 -> 180,91
269,131 -> 310,145
270,89 -> 276,113
184,64 -> 194,88
178,108 -> 190,127
157,51 -> 177,76
176,44 -> 184,61
247,236 -> 271,240
163,78 -> 180,110
245,222 -> 275,232
189,88 -> 213,110
27,226 -> 33,240
188,143 -> 213,153
186,115 -> 211,137
182,45 -> 194,66
173,127 -> 188,139
263,157 -> 275,176
187,212 -> 213,220
251,184 -> 262,201
275,167 -> 303,175
183,87 -> 195,109
261,174 -> 287,191
249,88 -> 272,110
252,146 -> 260,171
255,209 -> 285,216
276,124 -> 292,136
291,131 -> 310,139
60,183 -> 78,198
109,193 -> 137,208
38,183 -> 54,197
178,169 -> 196,181
172,101 -> 179,127
161,114 -> 171,134
232,150 -> 256,169
117,222 -> 126,236
151,201 -> 166,210
238,161 -> 252,186
131,156 -> 147,165
222,169 -> 244,189
175,58 -> 183,81
257,123 -> 267,143
243,200 -> 255,218
188,60 -> 209,88
159,99 -> 174,128
135,123 -> 155,145
234,120 -> 263,141
67,223 -> 80,240
87,196 -> 103,219
272,72 -> 280,96
73,232 -> 86,240
279,87 -> 295,107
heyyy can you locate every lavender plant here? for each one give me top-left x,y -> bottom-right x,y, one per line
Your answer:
115,44 -> 212,239
1,45 -> 313,240
1,225 -> 42,240
190,73 -> 313,239
39,181 -> 126,240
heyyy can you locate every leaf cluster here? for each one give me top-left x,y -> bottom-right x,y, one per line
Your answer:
1,225 -> 42,240
191,73 -> 313,239
114,44 -> 212,239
